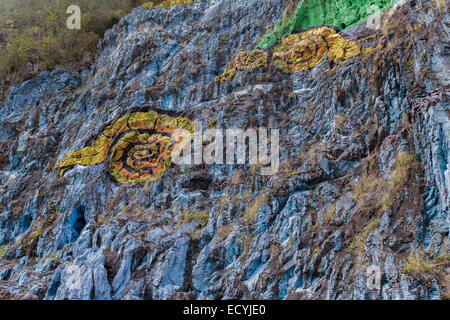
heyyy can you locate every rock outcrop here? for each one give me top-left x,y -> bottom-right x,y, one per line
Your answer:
0,0 -> 448,300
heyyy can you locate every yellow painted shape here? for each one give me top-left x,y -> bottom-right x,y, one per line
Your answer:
216,27 -> 378,81
109,131 -> 172,184
272,26 -> 376,73
54,111 -> 159,173
215,49 -> 268,83
55,110 -> 194,184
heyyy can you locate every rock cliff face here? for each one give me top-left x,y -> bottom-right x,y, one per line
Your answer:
0,0 -> 448,300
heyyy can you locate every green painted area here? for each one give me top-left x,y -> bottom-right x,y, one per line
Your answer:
257,0 -> 399,49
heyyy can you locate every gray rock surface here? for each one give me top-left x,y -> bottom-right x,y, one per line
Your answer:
0,0 -> 448,300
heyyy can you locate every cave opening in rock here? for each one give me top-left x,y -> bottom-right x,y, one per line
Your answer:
68,205 -> 86,243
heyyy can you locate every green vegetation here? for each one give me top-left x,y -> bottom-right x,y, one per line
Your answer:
208,117 -> 217,128
0,245 -> 8,258
441,293 -> 450,300
0,0 -> 146,99
50,251 -> 59,262
181,210 -> 209,228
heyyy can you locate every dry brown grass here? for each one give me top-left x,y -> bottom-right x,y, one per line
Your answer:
402,252 -> 435,275
244,192 -> 269,224
232,169 -> 243,185
325,203 -> 336,224
269,242 -> 282,258
216,223 -> 233,242
351,174 -> 387,206
348,217 -> 380,252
